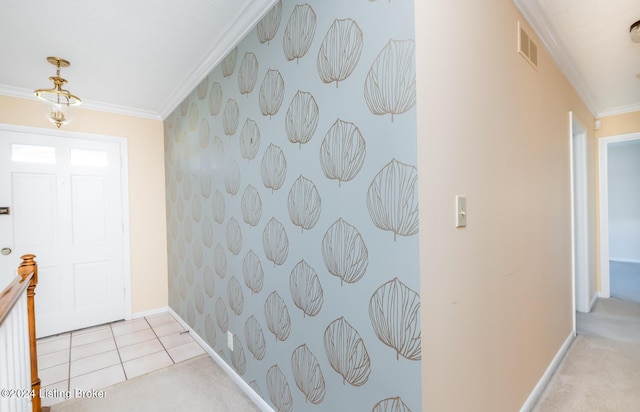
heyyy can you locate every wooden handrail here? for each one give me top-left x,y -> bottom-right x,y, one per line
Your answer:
0,255 -> 41,412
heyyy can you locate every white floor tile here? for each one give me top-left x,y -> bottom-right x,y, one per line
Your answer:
111,318 -> 150,336
70,337 -> 117,361
159,331 -> 195,349
118,338 -> 164,362
37,335 -> 71,356
114,328 -> 157,348
167,342 -> 206,363
40,380 -> 70,407
70,350 -> 121,378
151,321 -> 185,337
38,348 -> 70,370
40,363 -> 69,387
145,313 -> 175,328
69,364 -> 125,392
71,329 -> 113,347
123,351 -> 173,379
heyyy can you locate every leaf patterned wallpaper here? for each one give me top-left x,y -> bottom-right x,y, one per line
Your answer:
164,1 -> 419,410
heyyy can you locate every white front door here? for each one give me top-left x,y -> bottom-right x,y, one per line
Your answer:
0,129 -> 127,337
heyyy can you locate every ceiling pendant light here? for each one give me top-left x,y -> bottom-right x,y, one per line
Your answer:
631,20 -> 640,43
34,57 -> 81,128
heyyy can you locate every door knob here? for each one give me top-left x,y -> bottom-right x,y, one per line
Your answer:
1,247 -> 11,255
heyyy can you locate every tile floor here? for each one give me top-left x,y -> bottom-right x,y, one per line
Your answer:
36,312 -> 206,407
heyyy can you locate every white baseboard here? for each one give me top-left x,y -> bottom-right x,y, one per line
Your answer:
131,306 -> 169,320
589,292 -> 600,312
519,331 -> 575,412
168,307 -> 274,412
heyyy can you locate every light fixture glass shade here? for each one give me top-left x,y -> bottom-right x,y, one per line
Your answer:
631,20 -> 640,43
43,101 -> 76,128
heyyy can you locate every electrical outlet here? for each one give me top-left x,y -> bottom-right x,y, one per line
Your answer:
227,331 -> 234,351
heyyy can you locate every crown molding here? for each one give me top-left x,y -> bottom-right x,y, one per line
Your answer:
0,84 -> 162,120
156,0 -> 278,120
512,0 -> 600,117
597,103 -> 640,118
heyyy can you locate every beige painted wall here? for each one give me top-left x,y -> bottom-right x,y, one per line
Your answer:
597,111 -> 640,138
415,0 -> 594,410
0,95 -> 168,314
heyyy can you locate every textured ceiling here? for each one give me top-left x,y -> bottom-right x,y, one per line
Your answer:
0,0 -> 275,119
0,0 -> 638,119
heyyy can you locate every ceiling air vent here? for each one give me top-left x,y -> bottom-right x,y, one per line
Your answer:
518,21 -> 538,69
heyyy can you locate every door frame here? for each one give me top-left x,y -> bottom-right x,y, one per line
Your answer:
0,122 -> 132,321
570,113 -> 590,317
598,131 -> 640,299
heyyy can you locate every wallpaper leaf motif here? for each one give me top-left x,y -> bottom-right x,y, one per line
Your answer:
212,136 -> 225,159
323,317 -> 371,386
184,219 -> 193,244
239,118 -> 261,161
182,175 -> 192,200
194,286 -> 205,315
204,314 -> 216,347
202,217 -> 213,248
214,244 -> 228,278
212,190 -> 226,224
285,90 -> 319,148
185,262 -> 194,285
291,344 -> 325,404
198,119 -> 210,149
238,52 -> 259,96
224,158 -> 241,195
287,175 -> 321,233
188,103 -> 199,131
215,297 -> 229,333
203,265 -> 215,298
193,242 -> 203,268
369,278 -> 421,361
322,218 -> 368,285
197,76 -> 209,100
317,19 -> 364,87
372,396 -> 412,412
221,46 -> 238,78
231,335 -> 247,375
265,291 -> 291,341
261,144 -> 287,192
249,381 -> 264,398
226,217 -> 243,255
243,250 -> 265,294
257,0 -> 282,45
179,100 -> 189,116
227,276 -> 245,316
223,98 -> 240,136
241,185 -> 263,228
259,69 -> 285,119
283,4 -> 317,63
200,175 -> 212,199
364,39 -> 416,122
319,119 -> 366,187
209,82 -> 223,116
267,364 -> 293,412
245,315 -> 266,361
366,159 -> 419,240
191,196 -> 202,223
263,218 -> 289,267
289,259 -> 323,317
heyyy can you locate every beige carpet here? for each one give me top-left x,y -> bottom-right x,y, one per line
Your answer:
50,355 -> 260,412
532,298 -> 640,412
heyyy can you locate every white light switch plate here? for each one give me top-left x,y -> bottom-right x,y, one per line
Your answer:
456,195 -> 467,228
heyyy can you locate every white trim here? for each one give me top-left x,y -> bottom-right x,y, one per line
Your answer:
131,306 -> 169,320
0,84 -> 161,121
0,122 -> 133,328
609,258 -> 640,264
512,0 -> 599,116
589,292 -> 599,312
168,307 -> 274,412
156,0 -> 278,119
597,132 -> 640,298
520,331 -> 575,412
597,103 -> 640,119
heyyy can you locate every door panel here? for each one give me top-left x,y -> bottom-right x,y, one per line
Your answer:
0,129 -> 126,337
